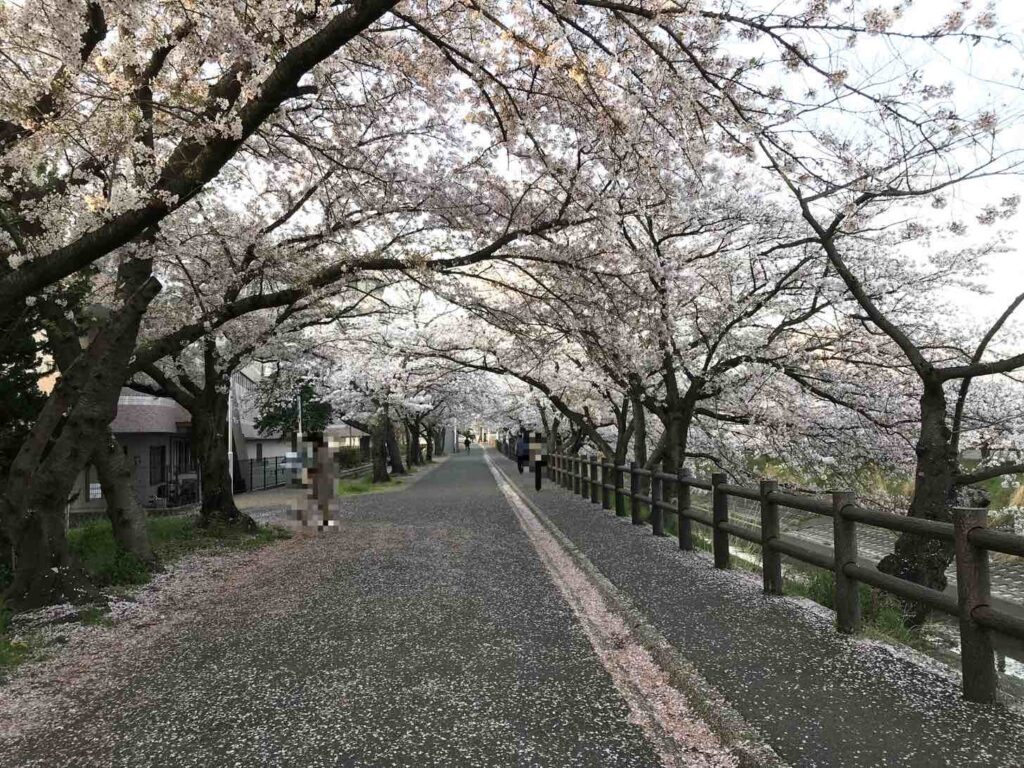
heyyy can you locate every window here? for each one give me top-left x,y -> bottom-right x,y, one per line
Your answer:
256,443 -> 263,462
149,445 -> 166,485
171,439 -> 193,473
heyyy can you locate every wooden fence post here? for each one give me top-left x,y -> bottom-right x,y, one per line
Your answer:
590,457 -> 599,504
630,461 -> 641,525
712,473 -> 729,569
760,480 -> 783,595
833,491 -> 861,634
651,468 -> 664,537
601,460 -> 611,510
614,462 -> 626,516
953,507 -> 998,703
574,456 -> 582,496
677,466 -> 693,550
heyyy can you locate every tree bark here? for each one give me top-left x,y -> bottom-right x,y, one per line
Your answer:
424,426 -> 434,462
1,259 -> 159,608
370,417 -> 390,483
191,388 -> 253,530
386,420 -> 407,475
411,418 -> 424,465
405,422 -> 416,469
631,390 -> 650,496
878,381 -> 958,625
94,431 -> 157,567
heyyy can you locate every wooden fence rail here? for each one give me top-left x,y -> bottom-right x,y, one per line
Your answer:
503,445 -> 1024,704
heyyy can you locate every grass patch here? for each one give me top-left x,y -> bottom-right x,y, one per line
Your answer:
69,515 -> 291,589
0,597 -> 30,672
336,474 -> 405,496
77,605 -> 113,628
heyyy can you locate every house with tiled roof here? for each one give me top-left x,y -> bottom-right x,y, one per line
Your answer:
70,367 -> 291,517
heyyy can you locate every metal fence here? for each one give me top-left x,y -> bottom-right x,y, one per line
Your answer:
511,448 -> 1024,704
237,457 -> 290,493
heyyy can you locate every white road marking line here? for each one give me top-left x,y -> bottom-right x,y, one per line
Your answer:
486,453 -> 737,768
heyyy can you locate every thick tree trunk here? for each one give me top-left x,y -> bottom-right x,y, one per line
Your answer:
436,427 -> 446,456
4,504 -> 96,609
94,431 -> 156,567
386,420 -> 406,475
191,389 -> 253,530
1,259 -> 159,608
370,418 -> 390,483
425,427 -> 434,462
405,422 -> 416,469
0,528 -> 11,582
631,392 -> 650,496
878,382 -> 958,625
412,419 -> 424,465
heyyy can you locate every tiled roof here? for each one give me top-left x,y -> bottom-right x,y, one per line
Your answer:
111,392 -> 191,434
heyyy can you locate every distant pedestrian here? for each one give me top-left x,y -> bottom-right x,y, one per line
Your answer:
515,433 -> 530,473
464,436 -> 472,453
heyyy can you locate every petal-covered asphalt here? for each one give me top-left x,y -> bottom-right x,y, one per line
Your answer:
498,453 -> 1024,767
2,452 -> 662,768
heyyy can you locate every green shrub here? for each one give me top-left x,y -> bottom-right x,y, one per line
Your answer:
335,447 -> 367,469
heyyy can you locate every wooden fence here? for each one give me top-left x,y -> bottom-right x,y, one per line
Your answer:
499,442 -> 1024,703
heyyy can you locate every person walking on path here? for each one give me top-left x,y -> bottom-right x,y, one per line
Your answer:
515,432 -> 530,474
464,435 -> 472,453
301,432 -> 338,529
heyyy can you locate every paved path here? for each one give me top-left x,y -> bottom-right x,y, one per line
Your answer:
496,451 -> 1024,767
6,450 -> 1024,767
1,453 -> 666,767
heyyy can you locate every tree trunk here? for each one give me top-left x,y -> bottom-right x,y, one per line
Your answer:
631,391 -> 650,496
192,389 -> 253,530
405,422 -> 416,469
94,431 -> 156,567
425,427 -> 434,462
387,420 -> 407,475
878,381 -> 958,625
412,419 -> 424,465
4,504 -> 97,609
1,258 -> 159,608
370,417 -> 390,483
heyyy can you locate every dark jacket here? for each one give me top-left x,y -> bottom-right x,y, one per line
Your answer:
515,437 -> 530,458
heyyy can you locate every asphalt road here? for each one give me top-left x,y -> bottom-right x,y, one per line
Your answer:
1,452 -> 662,768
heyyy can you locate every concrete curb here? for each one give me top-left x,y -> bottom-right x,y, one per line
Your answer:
491,457 -> 787,768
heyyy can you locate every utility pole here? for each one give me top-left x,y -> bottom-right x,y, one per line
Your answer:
227,374 -> 234,494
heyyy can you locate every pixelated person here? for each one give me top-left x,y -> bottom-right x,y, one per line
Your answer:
515,431 -> 530,474
303,431 -> 338,529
